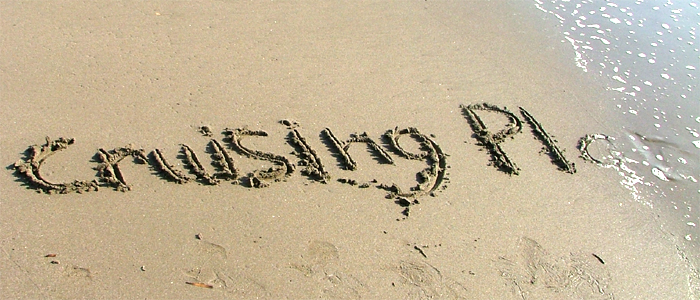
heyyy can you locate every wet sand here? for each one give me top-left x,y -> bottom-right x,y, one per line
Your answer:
1,1 -> 697,299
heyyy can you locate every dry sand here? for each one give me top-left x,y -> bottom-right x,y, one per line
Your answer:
1,1 -> 696,299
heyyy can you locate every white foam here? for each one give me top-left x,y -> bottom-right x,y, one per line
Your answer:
612,75 -> 627,83
652,168 -> 669,181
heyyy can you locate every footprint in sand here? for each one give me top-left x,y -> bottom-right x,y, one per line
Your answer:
290,240 -> 366,299
496,237 -> 614,300
395,260 -> 469,300
41,263 -> 95,299
182,237 -> 268,298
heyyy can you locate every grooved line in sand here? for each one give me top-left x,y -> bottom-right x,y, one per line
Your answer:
224,127 -> 295,188
460,103 -> 522,175
288,128 -> 330,183
519,107 -> 576,174
96,145 -> 148,191
13,137 -> 99,194
380,127 -> 448,198
461,103 -> 577,176
152,148 -> 191,184
181,144 -> 219,185
208,138 -> 239,181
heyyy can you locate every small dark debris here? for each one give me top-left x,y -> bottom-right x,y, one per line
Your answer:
413,246 -> 427,258
199,125 -> 213,137
592,253 -> 605,264
279,119 -> 300,128
395,198 -> 412,207
337,178 -> 358,186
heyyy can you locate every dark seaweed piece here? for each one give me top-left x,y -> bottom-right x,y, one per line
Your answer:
13,137 -> 99,194
460,104 -> 521,175
321,128 -> 356,170
288,129 -> 330,183
96,145 -> 147,191
519,107 -> 576,174
151,149 -> 191,184
209,139 -> 238,180
181,144 -> 219,185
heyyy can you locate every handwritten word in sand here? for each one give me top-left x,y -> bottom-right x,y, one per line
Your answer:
13,103 -> 608,211
13,127 -> 447,199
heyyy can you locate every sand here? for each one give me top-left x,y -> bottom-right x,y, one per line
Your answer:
1,1 -> 697,299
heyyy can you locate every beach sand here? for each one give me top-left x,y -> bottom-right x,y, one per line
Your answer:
1,1 -> 696,299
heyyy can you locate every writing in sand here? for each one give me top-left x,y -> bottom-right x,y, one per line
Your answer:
13,103 -> 607,212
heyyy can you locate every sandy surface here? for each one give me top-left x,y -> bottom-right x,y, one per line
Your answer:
1,1 -> 696,299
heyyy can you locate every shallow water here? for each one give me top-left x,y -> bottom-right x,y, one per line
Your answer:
532,0 -> 699,268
